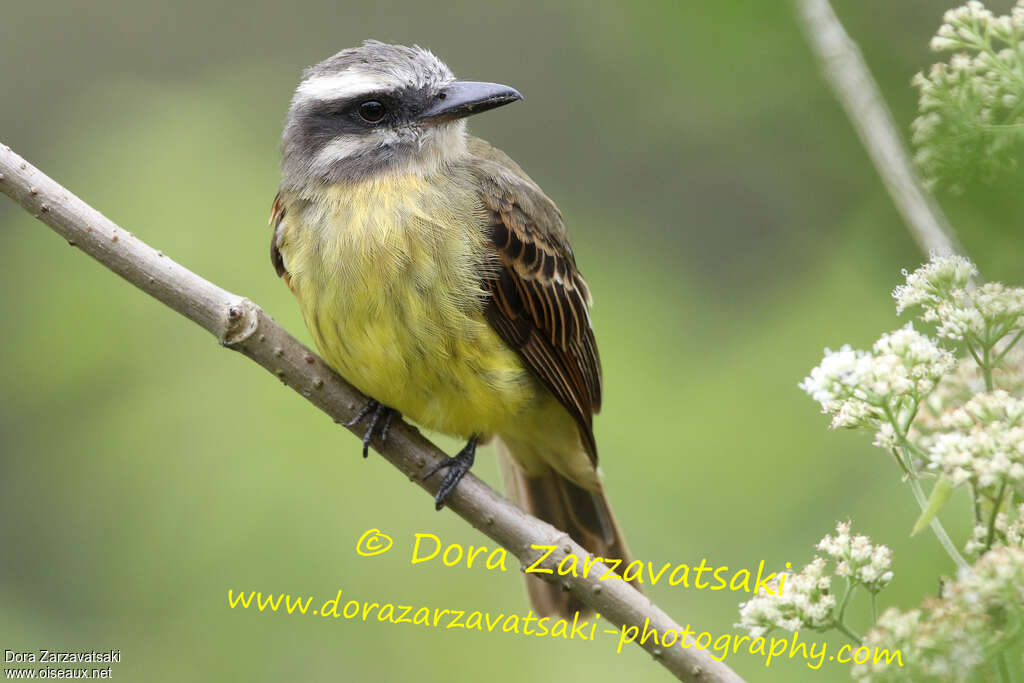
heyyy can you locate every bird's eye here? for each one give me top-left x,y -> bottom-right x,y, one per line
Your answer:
358,100 -> 386,123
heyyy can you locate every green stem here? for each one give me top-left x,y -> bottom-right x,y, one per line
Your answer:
882,403 -> 914,476
888,411 -> 968,568
993,329 -> 1024,364
972,483 -> 983,525
982,345 -> 995,392
968,342 -> 987,371
834,620 -> 862,645
899,398 -> 920,437
906,462 -> 970,570
889,448 -> 912,476
870,593 -> 878,625
837,578 -> 857,624
887,404 -> 969,568
901,438 -> 931,463
986,478 -> 1008,552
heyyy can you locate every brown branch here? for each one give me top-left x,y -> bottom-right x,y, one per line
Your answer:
795,0 -> 963,257
0,142 -> 744,683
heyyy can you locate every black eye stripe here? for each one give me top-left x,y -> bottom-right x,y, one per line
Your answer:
308,86 -> 434,129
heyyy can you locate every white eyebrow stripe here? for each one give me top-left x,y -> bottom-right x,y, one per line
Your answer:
295,71 -> 395,102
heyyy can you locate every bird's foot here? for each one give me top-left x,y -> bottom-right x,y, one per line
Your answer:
344,399 -> 397,458
421,437 -> 478,510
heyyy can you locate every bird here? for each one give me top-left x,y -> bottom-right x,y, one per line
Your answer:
271,40 -> 634,617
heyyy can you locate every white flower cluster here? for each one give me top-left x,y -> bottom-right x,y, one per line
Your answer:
911,1 -> 1024,190
926,390 -> 1024,492
971,283 -> 1024,339
891,254 -> 976,315
736,557 -> 835,638
853,545 -> 1024,682
800,324 -> 954,431
929,1 -> 1024,52
894,255 -> 1024,356
929,282 -> 1024,343
816,522 -> 894,592
737,523 -> 892,638
965,503 -> 1024,556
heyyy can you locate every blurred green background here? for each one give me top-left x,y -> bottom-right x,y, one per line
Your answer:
2,1 -> 1022,681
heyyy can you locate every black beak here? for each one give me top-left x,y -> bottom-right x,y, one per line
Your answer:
418,81 -> 523,123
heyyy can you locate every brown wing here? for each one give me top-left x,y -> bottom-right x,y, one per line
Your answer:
468,137 -> 603,462
270,191 -> 290,285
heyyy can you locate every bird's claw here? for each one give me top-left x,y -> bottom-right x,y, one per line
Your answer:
422,437 -> 477,510
344,399 -> 396,458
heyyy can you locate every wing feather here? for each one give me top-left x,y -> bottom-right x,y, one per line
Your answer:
269,192 -> 290,284
469,137 -> 603,462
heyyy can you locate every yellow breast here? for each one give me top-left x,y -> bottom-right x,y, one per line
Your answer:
278,173 -> 535,438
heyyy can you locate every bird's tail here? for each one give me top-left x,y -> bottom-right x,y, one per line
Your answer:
496,438 -> 637,618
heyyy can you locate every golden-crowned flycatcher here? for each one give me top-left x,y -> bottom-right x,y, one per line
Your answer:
272,41 -> 632,616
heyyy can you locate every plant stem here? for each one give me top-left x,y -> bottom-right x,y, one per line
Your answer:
968,343 -> 987,372
986,478 -> 1008,552
793,0 -> 962,257
837,578 -> 857,624
889,448 -> 912,476
889,419 -> 968,568
907,473 -> 970,570
870,593 -> 878,624
890,411 -> 968,569
899,398 -> 920,436
994,329 -> 1024,364
972,483 -> 983,525
834,621 -> 863,645
982,345 -> 995,391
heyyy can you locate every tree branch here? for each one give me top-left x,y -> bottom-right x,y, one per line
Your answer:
0,142 -> 744,683
795,0 -> 963,257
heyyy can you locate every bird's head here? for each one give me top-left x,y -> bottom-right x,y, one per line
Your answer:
281,40 -> 522,188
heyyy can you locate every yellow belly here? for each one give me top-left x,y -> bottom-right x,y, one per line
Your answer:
278,175 -> 536,438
